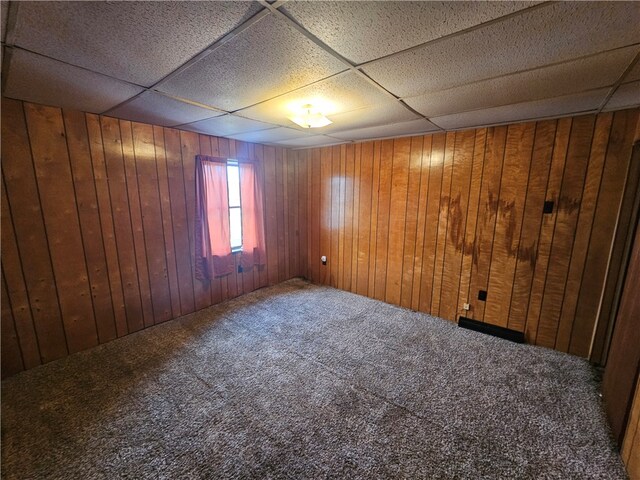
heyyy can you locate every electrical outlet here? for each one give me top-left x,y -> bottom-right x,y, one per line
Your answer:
463,303 -> 470,311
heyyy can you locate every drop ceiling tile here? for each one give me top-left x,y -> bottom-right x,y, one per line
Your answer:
3,49 -> 143,113
430,89 -> 608,130
321,102 -> 420,134
237,71 -> 398,128
625,60 -> 640,83
11,1 -> 263,87
228,127 -> 316,143
602,81 -> 640,112
179,114 -> 276,137
157,14 -> 346,111
275,135 -> 345,148
363,2 -> 640,98
106,91 -> 223,127
405,46 -> 638,118
282,1 -> 538,64
1,1 -> 9,43
331,119 -> 440,141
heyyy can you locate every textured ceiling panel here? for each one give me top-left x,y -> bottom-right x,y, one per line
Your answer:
331,119 -> 440,141
362,1 -> 640,98
275,135 -> 344,147
237,71 -> 396,127
106,91 -> 223,127
320,101 -> 420,134
603,81 -> 640,112
228,127 -> 316,143
157,14 -> 346,112
405,46 -> 638,118
4,49 -> 143,113
282,1 -> 537,64
430,89 -> 608,130
11,1 -> 263,87
625,60 -> 640,83
1,1 -> 8,43
179,114 -> 276,137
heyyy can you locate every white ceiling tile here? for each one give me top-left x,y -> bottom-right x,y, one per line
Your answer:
321,102 -> 420,134
106,91 -> 223,127
157,14 -> 346,111
237,71 -> 399,127
179,114 -> 276,137
405,46 -> 638,118
275,135 -> 345,148
602,81 -> 640,112
331,119 -> 440,141
11,1 -> 263,86
430,89 -> 608,130
228,127 -> 316,143
3,49 -> 143,113
363,2 -> 640,98
282,1 -> 538,64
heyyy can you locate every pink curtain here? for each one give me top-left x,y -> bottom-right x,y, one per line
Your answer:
239,162 -> 266,270
195,155 -> 234,280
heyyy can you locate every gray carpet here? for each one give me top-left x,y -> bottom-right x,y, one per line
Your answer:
1,279 -> 626,479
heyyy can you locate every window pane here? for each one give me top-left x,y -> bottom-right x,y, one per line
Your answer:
227,164 -> 241,207
229,207 -> 242,249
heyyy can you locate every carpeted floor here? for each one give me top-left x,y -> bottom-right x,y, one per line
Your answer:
1,279 -> 626,479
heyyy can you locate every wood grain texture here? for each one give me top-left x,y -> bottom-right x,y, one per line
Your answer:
1,99 -> 300,377
301,110 -> 638,355
622,377 -> 640,479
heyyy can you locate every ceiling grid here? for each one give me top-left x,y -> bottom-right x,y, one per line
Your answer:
1,0 -> 638,147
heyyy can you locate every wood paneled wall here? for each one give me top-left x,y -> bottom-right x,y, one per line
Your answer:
293,109 -> 639,357
622,377 -> 640,479
1,99 -> 306,377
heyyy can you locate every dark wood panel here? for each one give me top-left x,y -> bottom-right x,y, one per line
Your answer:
86,113 -> 129,338
100,116 -> 144,333
63,110 -> 118,342
25,103 -> 98,353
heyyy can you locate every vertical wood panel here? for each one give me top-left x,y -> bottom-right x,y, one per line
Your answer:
484,123 -> 535,327
401,136 -> 424,309
133,122 -> 172,322
440,130 -> 475,321
25,103 -> 99,353
100,116 -> 144,333
508,120 -> 557,331
385,138 -> 411,306
468,126 -> 507,321
1,182 -> 41,369
343,144 -> 355,292
456,129 -> 486,316
163,128 -> 196,314
555,114 -> 613,351
356,142 -> 374,296
536,116 -> 596,347
525,118 -> 571,343
1,272 -> 23,376
154,126 -> 182,318
418,134 -> 444,313
411,136 -> 432,311
350,144 -> 361,292
431,132 -> 456,316
374,140 -> 394,300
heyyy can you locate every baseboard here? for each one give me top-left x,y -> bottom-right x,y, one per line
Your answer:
457,316 -> 525,343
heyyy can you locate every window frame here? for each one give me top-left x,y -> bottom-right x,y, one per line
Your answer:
226,160 -> 243,253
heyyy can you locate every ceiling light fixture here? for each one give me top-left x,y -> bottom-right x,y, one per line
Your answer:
288,104 -> 332,129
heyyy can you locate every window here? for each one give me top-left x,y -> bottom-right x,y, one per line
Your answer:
195,154 -> 265,281
226,161 -> 242,251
